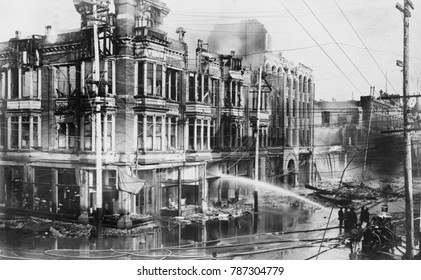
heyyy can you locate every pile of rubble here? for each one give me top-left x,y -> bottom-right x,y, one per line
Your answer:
311,177 -> 406,207
259,192 -> 299,209
0,216 -> 93,238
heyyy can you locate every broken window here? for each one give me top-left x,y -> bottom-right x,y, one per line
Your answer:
155,116 -> 163,150
188,74 -> 195,102
8,115 -> 40,149
102,114 -> 113,151
57,169 -> 80,216
138,61 -> 156,96
146,116 -> 153,151
188,118 -> 195,150
10,116 -> 19,149
57,122 -> 76,149
211,78 -> 219,106
166,68 -> 181,101
83,115 -> 92,150
210,120 -> 216,149
99,60 -> 113,96
55,65 -> 76,97
196,119 -> 202,149
137,114 -> 166,151
196,74 -> 202,102
223,120 -> 230,147
203,75 -> 209,103
203,119 -> 209,149
322,111 -> 330,125
166,116 -> 177,150
224,81 -> 232,107
137,115 -> 144,150
0,71 -> 6,99
146,63 -> 153,95
156,64 -> 163,97
11,68 -> 19,98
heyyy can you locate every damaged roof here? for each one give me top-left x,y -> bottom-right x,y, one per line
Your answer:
43,30 -> 87,46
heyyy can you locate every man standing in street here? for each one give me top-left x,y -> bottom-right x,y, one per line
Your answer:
338,207 -> 344,230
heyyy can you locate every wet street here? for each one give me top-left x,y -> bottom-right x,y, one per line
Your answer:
1,193 -> 416,260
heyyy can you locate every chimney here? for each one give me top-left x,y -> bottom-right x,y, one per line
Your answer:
15,30 -> 21,39
197,39 -> 203,49
114,0 -> 137,38
176,27 -> 186,42
230,50 -> 235,56
45,25 -> 52,36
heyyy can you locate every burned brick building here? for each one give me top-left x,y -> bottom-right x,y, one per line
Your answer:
0,0 -> 316,223
313,92 -> 405,180
207,20 -> 316,189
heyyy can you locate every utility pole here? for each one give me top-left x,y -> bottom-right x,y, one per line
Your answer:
254,66 -> 262,212
396,0 -> 414,259
73,0 -> 110,237
93,1 -> 103,238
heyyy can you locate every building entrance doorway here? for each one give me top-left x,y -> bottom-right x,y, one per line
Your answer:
287,160 -> 296,187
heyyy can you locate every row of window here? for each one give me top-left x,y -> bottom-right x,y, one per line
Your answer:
286,98 -> 312,118
0,62 -> 222,104
1,113 -> 299,152
0,68 -> 40,99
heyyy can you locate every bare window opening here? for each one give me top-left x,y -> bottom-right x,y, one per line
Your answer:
55,65 -> 76,97
322,111 -> 330,125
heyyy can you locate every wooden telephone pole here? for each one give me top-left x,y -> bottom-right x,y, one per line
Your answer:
396,0 -> 415,259
73,0 -> 111,237
253,67 -> 263,212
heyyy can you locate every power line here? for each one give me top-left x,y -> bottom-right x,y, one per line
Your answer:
302,0 -> 373,90
333,0 -> 399,94
277,0 -> 364,96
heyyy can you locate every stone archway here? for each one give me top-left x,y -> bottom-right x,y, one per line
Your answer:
287,159 -> 296,187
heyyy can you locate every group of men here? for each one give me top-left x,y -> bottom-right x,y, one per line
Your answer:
338,206 -> 370,254
338,206 -> 370,230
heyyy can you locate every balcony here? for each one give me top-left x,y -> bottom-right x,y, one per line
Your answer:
135,96 -> 168,113
185,102 -> 212,116
221,107 -> 244,118
55,99 -> 76,115
89,96 -> 116,111
250,109 -> 270,122
136,151 -> 185,165
134,26 -> 168,42
7,99 -> 41,111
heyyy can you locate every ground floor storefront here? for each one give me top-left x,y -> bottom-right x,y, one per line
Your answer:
0,151 -> 313,223
0,163 -> 208,222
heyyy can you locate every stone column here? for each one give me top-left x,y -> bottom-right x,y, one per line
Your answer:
29,116 -> 34,148
142,115 -> 147,150
18,68 -> 22,99
153,63 -> 157,95
51,169 -> 58,214
193,119 -> 198,150
79,169 -> 89,213
7,116 -> 11,149
0,166 -> 5,205
30,69 -> 34,98
7,69 -> 11,99
18,116 -> 22,149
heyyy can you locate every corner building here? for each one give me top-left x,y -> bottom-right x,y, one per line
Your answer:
0,0 -> 315,221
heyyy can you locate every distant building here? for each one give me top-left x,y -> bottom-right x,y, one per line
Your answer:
313,93 -> 406,180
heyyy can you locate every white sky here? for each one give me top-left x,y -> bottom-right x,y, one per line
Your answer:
1,0 -> 420,102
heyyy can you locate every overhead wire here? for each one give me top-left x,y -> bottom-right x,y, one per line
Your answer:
302,0 -> 373,89
333,0 -> 399,94
277,0 -> 364,96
